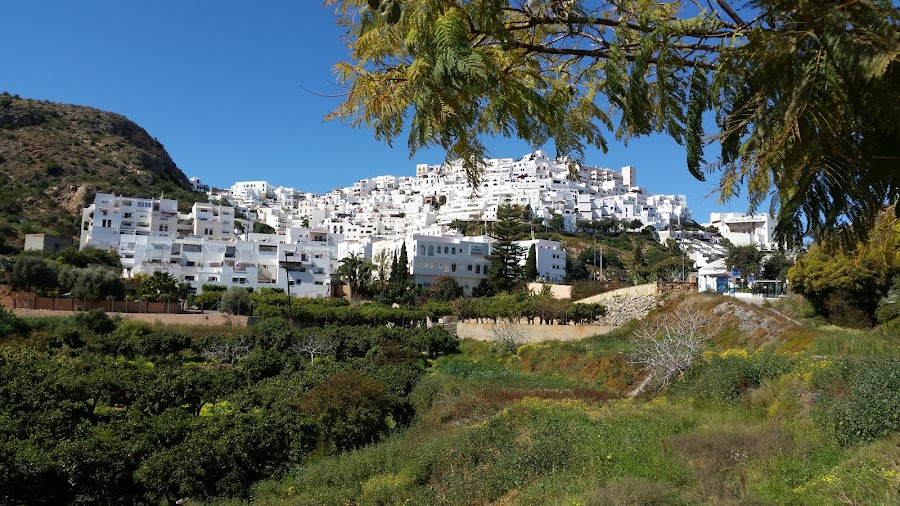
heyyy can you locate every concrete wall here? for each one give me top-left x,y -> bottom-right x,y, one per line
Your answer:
527,283 -> 572,299
456,322 -> 616,342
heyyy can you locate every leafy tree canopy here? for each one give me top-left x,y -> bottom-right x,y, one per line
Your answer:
788,206 -> 900,326
427,275 -> 464,301
326,0 -> 900,245
138,272 -> 189,302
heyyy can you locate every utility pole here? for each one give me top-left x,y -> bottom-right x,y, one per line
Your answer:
600,245 -> 603,282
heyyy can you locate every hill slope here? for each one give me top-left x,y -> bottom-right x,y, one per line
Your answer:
0,92 -> 206,253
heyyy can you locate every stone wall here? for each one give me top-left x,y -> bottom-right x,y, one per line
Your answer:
657,281 -> 697,295
574,282 -> 660,326
456,322 -> 616,342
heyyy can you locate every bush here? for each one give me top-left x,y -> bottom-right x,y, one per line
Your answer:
0,306 -> 24,338
301,371 -> 393,452
812,357 -> 900,446
73,309 -> 118,335
220,287 -> 251,315
679,351 -> 793,404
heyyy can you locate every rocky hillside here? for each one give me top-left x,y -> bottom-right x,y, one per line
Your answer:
0,92 -> 206,254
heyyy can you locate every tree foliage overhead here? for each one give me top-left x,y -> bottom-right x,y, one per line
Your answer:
325,0 -> 900,244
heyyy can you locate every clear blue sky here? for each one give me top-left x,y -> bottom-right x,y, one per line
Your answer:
2,1 -> 756,222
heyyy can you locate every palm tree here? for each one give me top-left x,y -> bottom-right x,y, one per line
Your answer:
371,249 -> 391,295
334,253 -> 373,298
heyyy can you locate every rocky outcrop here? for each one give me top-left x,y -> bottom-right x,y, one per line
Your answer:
594,294 -> 660,326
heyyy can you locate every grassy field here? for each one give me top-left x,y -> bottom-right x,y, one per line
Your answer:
241,294 -> 899,506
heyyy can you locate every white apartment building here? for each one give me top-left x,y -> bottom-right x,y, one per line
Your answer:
369,232 -> 567,295
372,233 -> 495,296
80,193 -> 335,298
706,212 -> 777,251
80,193 -> 236,252
122,232 -> 335,298
517,239 -> 567,284
229,181 -> 274,207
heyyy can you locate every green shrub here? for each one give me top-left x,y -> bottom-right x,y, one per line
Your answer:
73,309 -> 118,335
0,306 -> 24,338
812,357 -> 900,446
679,351 -> 793,404
301,371 -> 393,452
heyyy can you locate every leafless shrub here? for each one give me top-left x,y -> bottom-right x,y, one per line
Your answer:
491,320 -> 521,354
628,303 -> 723,389
202,338 -> 252,366
292,332 -> 337,364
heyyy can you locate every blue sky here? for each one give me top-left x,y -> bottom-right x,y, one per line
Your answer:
2,1 -> 756,222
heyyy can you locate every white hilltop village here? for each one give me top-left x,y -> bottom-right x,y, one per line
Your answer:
78,151 -> 779,298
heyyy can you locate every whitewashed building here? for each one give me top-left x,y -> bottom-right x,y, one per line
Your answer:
705,212 -> 777,251
516,239 -> 567,284
79,193 -> 335,298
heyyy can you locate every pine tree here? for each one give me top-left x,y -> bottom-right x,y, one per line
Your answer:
524,244 -> 538,281
487,203 -> 525,292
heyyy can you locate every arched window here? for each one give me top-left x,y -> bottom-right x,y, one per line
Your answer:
475,265 -> 481,274
451,263 -> 456,272
428,245 -> 434,256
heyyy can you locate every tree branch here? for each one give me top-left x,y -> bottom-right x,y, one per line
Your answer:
715,0 -> 745,25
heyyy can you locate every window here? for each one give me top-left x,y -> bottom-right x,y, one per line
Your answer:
124,213 -> 132,218
475,265 -> 481,274
184,276 -> 195,281
428,245 -> 434,256
451,263 -> 456,272
452,247 -> 456,254
467,264 -> 472,271
138,201 -> 152,208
